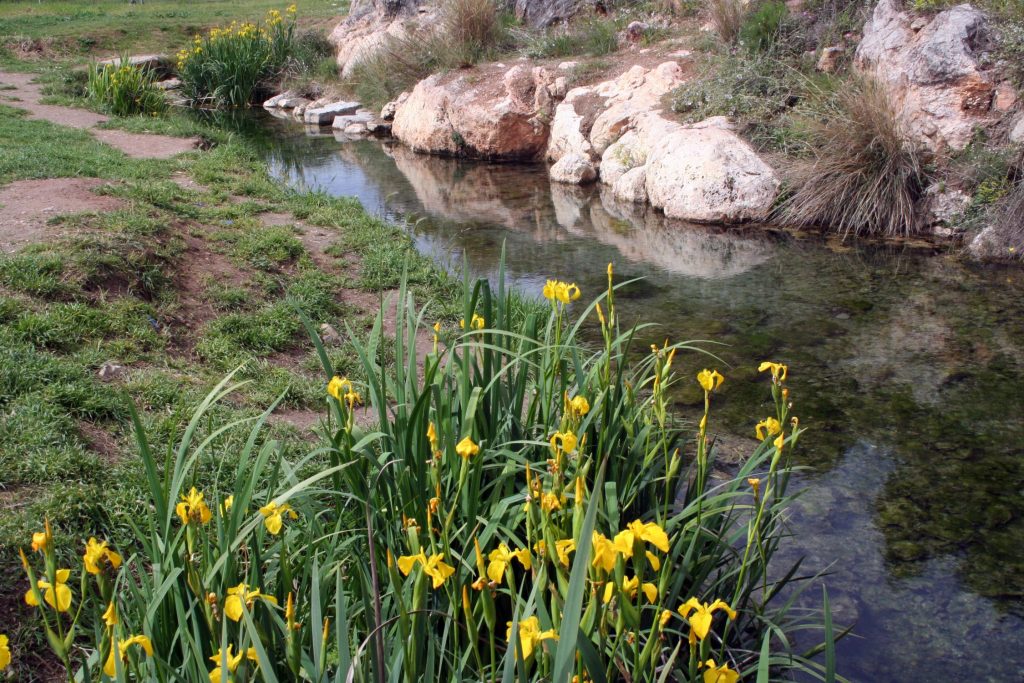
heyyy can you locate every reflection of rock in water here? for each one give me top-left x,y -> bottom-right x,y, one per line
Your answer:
553,182 -> 776,279
389,147 -> 560,238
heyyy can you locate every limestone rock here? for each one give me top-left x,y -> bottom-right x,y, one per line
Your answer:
855,0 -> 997,152
332,109 -> 375,129
392,64 -> 553,160
1010,115 -> 1024,144
305,100 -> 361,125
645,126 -> 780,223
380,92 -> 408,120
513,0 -> 586,28
549,153 -> 597,185
329,2 -> 434,78
263,90 -> 297,108
611,166 -> 648,203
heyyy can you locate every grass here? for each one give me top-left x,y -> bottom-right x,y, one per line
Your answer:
0,92 -> 459,680
0,0 -> 343,67
778,77 -> 928,238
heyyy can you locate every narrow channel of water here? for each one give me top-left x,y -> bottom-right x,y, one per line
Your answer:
242,113 -> 1024,681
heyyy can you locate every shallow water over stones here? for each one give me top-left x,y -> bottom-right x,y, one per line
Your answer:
242,114 -> 1024,681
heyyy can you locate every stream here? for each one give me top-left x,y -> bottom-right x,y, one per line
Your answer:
241,113 -> 1024,681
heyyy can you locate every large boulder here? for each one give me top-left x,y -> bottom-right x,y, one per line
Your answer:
329,0 -> 433,77
855,0 -> 997,152
546,62 -> 686,165
392,64 -> 555,159
513,0 -> 588,28
644,125 -> 780,223
550,153 -> 597,184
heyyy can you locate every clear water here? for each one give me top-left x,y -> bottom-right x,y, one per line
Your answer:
246,114 -> 1024,681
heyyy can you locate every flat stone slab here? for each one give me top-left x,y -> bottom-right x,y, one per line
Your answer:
98,54 -> 165,71
331,110 -> 375,129
305,100 -> 361,125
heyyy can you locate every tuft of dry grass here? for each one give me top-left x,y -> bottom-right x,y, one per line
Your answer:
778,77 -> 928,238
441,0 -> 503,66
709,0 -> 746,43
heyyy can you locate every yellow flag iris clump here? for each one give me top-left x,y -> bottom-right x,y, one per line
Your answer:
14,261 -> 821,682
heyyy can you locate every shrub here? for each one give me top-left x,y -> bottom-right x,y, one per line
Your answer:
13,265 -> 838,682
708,0 -> 746,43
520,16 -> 621,58
441,0 -> 505,66
176,6 -> 297,108
739,0 -> 788,52
86,58 -> 166,117
779,77 -> 928,237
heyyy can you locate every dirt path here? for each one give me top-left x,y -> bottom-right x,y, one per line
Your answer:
0,70 -> 199,159
0,178 -> 125,253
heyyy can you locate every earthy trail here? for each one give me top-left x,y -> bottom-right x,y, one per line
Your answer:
0,70 -> 199,158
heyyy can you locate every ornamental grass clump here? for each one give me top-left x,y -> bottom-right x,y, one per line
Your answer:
14,260 -> 836,681
177,6 -> 297,108
86,58 -> 166,117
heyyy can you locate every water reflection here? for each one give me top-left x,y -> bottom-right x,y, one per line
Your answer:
244,114 -> 1024,681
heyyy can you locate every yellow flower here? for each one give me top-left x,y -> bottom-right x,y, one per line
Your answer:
701,659 -> 740,683
540,491 -> 562,513
327,375 -> 353,400
396,551 -> 456,589
755,417 -> 782,440
549,430 -> 578,455
176,487 -> 212,525
31,530 -> 48,553
83,538 -> 122,575
103,634 -> 153,677
103,601 -> 118,627
758,361 -> 788,384
287,3 -> 298,13
697,369 -> 724,393
427,421 -> 438,448
591,532 -> 619,572
259,500 -> 298,535
459,314 -> 485,330
542,279 -> 581,304
25,569 -> 72,612
0,634 -> 9,670
774,432 -> 785,453
602,575 -> 658,604
224,583 -> 278,622
455,436 -> 480,459
747,477 -> 761,498
220,496 -> 234,515
613,519 -> 670,558
554,539 -> 576,567
569,394 -> 590,416
678,598 -> 737,641
506,616 -> 558,660
659,609 -> 673,629
208,645 -> 258,683
487,543 -> 532,584
645,550 -> 661,571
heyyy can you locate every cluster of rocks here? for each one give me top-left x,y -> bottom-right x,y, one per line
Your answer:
263,92 -> 391,137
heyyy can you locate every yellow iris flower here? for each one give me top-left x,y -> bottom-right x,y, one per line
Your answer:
397,551 -> 456,589
486,543 -> 531,584
103,601 -> 118,627
697,369 -> 724,393
459,314 -> 485,330
701,659 -> 740,683
542,279 -> 582,304
568,394 -> 590,417
591,532 -> 620,572
224,582 -> 278,622
554,539 -> 576,567
83,538 -> 122,575
31,529 -> 49,553
220,496 -> 234,515
25,569 -> 72,612
613,519 -> 670,558
755,417 -> 782,440
103,635 -> 153,677
259,501 -> 298,535
758,361 -> 788,384
176,487 -> 212,525
455,436 -> 480,458
208,645 -> 258,683
540,491 -> 563,513
506,616 -> 558,660
287,4 -> 298,14
327,375 -> 353,401
549,430 -> 578,455
602,575 -> 658,604
678,598 -> 737,642
0,634 -> 9,670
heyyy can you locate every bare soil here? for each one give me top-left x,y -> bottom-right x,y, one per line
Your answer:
0,70 -> 200,159
0,177 -> 125,253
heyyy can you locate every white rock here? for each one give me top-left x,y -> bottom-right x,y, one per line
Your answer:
264,90 -> 297,108
557,61 -> 579,71
380,92 -> 408,121
1010,115 -> 1024,144
612,167 -> 648,203
549,153 -> 597,184
305,100 -> 361,125
344,123 -> 369,136
645,127 -> 780,223
600,131 -> 645,186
